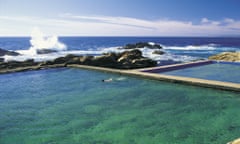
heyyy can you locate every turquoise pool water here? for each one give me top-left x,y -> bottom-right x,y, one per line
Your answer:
161,62 -> 240,83
0,68 -> 240,144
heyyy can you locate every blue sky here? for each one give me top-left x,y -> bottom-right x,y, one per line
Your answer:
0,0 -> 240,36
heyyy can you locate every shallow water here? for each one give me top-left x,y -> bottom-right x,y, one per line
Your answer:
161,63 -> 240,83
0,68 -> 240,144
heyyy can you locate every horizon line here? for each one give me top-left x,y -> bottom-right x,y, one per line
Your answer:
0,35 -> 240,38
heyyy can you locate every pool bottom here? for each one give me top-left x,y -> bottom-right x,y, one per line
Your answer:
0,68 -> 240,144
134,61 -> 239,92
158,61 -> 240,83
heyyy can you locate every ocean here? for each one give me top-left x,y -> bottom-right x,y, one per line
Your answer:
0,37 -> 239,64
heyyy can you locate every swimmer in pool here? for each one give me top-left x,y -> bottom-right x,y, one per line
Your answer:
102,78 -> 113,82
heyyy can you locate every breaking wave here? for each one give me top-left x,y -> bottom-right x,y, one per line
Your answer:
163,44 -> 218,51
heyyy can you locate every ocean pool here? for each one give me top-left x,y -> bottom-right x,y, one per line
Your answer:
0,68 -> 240,144
159,62 -> 240,83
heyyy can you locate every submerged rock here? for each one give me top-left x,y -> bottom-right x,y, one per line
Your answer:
0,48 -> 20,56
123,42 -> 162,49
209,52 -> 240,62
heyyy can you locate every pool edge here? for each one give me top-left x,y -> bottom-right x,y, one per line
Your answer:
68,63 -> 240,92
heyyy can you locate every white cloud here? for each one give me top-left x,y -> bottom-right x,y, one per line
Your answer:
0,14 -> 240,36
201,18 -> 209,23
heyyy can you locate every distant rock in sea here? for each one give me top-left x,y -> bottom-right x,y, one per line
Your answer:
0,48 -> 20,56
36,49 -> 58,54
209,52 -> 240,62
123,42 -> 162,49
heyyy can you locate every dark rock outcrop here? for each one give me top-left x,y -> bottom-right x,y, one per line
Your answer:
0,58 -> 4,62
36,49 -> 58,54
0,48 -> 20,56
116,49 -> 156,69
91,53 -> 118,68
123,42 -> 162,49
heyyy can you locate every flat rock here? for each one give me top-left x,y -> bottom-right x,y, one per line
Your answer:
209,52 -> 240,62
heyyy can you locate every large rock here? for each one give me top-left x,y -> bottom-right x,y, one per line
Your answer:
91,53 -> 119,68
209,52 -> 240,62
117,49 -> 157,69
117,49 -> 142,64
123,42 -> 162,49
79,56 -> 94,65
0,48 -> 20,56
52,54 -> 79,65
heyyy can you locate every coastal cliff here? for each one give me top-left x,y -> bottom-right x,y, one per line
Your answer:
209,52 -> 240,62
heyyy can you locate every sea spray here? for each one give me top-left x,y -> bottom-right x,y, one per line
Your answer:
4,28 -> 68,62
29,27 -> 67,55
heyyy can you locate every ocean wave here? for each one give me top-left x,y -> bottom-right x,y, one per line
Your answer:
163,44 -> 218,51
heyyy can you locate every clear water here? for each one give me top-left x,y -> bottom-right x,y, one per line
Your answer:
0,68 -> 240,144
161,63 -> 240,83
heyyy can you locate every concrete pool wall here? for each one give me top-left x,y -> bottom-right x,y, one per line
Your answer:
68,61 -> 240,92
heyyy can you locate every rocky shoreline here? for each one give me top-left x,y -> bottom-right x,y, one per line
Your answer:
1,42 -> 239,74
0,42 -> 163,74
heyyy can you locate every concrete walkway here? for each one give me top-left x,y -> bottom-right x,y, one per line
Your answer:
68,63 -> 240,92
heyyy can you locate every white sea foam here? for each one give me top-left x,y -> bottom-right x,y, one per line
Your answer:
148,42 -> 156,46
163,44 -> 217,51
139,47 -> 198,62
